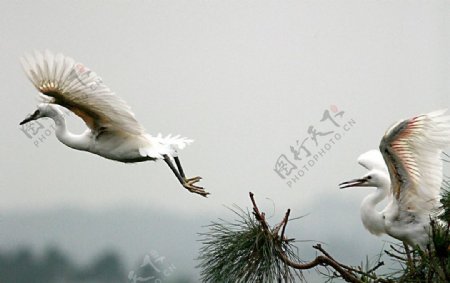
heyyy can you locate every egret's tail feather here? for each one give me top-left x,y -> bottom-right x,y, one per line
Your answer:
155,133 -> 194,151
139,134 -> 193,159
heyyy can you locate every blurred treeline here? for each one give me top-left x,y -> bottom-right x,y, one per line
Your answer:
0,246 -> 193,283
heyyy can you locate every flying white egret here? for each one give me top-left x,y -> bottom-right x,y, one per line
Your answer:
339,110 -> 450,249
19,50 -> 209,197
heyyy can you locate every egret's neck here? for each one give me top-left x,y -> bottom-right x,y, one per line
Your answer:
360,187 -> 388,235
51,113 -> 90,151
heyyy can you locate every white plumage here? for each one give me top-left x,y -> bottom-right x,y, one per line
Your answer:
20,50 -> 208,197
340,110 -> 450,249
357,149 -> 389,173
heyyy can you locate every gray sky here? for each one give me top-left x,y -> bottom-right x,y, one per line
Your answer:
1,0 -> 450,281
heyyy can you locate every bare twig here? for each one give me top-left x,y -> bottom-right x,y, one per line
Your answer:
273,209 -> 290,237
249,192 -> 269,231
313,244 -> 387,281
385,250 -> 407,262
280,209 -> 290,240
366,260 -> 385,274
279,250 -> 363,283
390,244 -> 407,255
249,192 -> 365,283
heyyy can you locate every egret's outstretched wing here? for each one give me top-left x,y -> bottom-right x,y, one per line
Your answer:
357,149 -> 388,173
380,110 -> 450,213
21,50 -> 145,135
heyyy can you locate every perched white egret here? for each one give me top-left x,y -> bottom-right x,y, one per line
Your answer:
339,110 -> 450,249
20,50 -> 208,197
340,150 -> 392,236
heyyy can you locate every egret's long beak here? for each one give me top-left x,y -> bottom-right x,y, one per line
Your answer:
339,177 -> 368,189
19,111 -> 39,125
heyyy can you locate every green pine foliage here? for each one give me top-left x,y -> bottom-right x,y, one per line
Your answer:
198,176 -> 450,282
197,206 -> 302,282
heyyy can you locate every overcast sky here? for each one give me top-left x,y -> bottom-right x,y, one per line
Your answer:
1,1 -> 450,281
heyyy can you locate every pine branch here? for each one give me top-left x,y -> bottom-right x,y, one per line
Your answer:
198,192 -> 390,282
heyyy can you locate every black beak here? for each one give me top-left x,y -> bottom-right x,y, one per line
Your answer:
19,115 -> 34,125
339,177 -> 367,189
19,109 -> 40,125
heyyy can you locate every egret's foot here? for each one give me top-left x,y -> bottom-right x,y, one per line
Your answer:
185,176 -> 202,183
182,176 -> 209,197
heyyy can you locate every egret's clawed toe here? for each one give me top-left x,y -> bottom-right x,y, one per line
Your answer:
186,176 -> 202,183
183,176 -> 209,197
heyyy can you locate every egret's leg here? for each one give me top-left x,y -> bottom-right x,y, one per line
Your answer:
174,156 -> 202,183
163,155 -> 208,197
174,156 -> 186,178
164,155 -> 184,184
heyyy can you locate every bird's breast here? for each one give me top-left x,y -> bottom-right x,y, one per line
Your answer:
89,134 -> 151,162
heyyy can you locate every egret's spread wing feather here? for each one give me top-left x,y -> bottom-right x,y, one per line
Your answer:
21,50 -> 145,135
380,110 -> 450,213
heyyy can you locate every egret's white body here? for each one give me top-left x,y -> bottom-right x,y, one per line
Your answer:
43,105 -> 154,162
20,50 -> 208,196
340,110 -> 450,249
344,150 -> 392,236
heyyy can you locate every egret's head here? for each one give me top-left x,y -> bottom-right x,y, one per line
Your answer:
339,170 -> 387,189
19,103 -> 58,125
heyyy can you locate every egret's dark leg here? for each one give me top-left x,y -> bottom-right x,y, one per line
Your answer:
174,156 -> 202,183
174,156 -> 186,179
163,155 -> 208,197
164,155 -> 184,184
